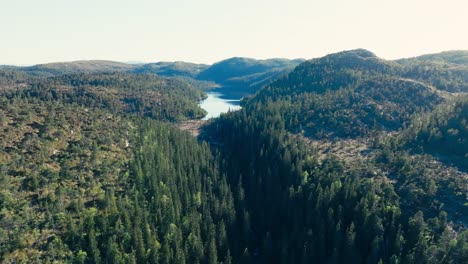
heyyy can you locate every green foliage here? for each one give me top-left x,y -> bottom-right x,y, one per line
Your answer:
197,57 -> 304,97
203,104 -> 466,263
401,50 -> 468,66
0,99 -> 235,263
133,61 -> 209,78
245,49 -> 446,138
399,95 -> 468,168
22,60 -> 135,77
1,49 -> 467,264
396,51 -> 468,93
199,49 -> 467,263
2,72 -> 207,121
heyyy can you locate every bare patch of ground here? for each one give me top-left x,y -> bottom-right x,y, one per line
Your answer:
176,120 -> 207,137
296,134 -> 374,163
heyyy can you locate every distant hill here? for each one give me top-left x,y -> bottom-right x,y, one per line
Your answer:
396,51 -> 468,93
2,72 -> 207,121
3,50 -> 466,99
133,61 -> 209,78
255,49 -> 399,97
132,62 -> 220,91
22,60 -> 136,77
197,57 -> 304,97
2,49 -> 467,263
398,50 -> 468,66
198,57 -> 304,82
246,49 -> 463,138
1,58 -> 304,97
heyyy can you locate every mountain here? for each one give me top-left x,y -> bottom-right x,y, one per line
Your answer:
396,51 -> 468,93
0,100 -> 233,263
133,61 -> 209,78
197,57 -> 304,97
1,50 -> 467,263
247,49 -> 450,138
198,57 -> 304,83
1,72 -> 207,121
2,58 -> 304,97
398,50 -> 468,66
22,60 -> 136,77
132,62 -> 221,91
204,49 -> 467,262
398,95 -> 468,169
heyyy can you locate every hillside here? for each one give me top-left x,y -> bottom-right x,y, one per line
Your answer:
396,51 -> 468,93
133,61 -> 209,78
0,99 -> 235,263
1,50 -> 467,263
2,58 -> 304,97
398,95 -> 468,169
23,60 -> 136,77
399,50 -> 468,66
197,57 -> 304,97
247,49 -> 448,138
202,49 -> 467,262
1,72 -> 207,121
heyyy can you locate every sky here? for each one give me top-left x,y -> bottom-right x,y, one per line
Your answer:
1,0 -> 467,65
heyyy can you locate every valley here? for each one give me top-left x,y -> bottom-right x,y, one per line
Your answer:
0,49 -> 467,264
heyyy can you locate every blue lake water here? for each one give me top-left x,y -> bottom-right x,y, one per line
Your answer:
200,92 -> 242,120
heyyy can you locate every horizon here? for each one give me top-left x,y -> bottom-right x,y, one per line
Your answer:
2,48 -> 467,67
1,0 -> 467,65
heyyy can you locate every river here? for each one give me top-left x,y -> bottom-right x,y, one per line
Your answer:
199,92 -> 242,120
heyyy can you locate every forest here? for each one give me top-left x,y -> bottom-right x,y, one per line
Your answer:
0,49 -> 467,263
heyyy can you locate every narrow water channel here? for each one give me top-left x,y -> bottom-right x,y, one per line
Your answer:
199,92 -> 242,120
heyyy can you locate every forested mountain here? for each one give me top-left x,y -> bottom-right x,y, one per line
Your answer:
197,57 -> 304,97
22,61 -> 135,77
203,49 -> 467,262
1,72 -> 207,121
204,96 -> 467,263
398,51 -> 468,66
0,70 -> 237,262
1,49 -> 467,263
0,100 -> 235,263
396,51 -> 468,93
397,95 -> 468,169
133,61 -> 209,78
246,49 -> 450,138
2,57 -> 304,97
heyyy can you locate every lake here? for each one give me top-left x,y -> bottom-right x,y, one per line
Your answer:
200,92 -> 242,120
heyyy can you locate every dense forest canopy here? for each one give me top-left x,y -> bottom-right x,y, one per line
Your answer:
397,95 -> 468,169
1,57 -> 304,97
398,51 -> 468,66
244,49 -> 466,138
0,72 -> 207,121
1,49 -> 467,263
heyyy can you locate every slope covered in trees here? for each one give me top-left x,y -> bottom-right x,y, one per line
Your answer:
131,57 -> 304,97
0,97 -> 237,263
197,57 -> 304,97
397,95 -> 468,169
246,50 -> 447,138
1,72 -> 207,121
2,57 -> 304,97
398,51 -> 468,66
133,61 -> 209,78
397,51 -> 468,93
20,61 -> 135,77
202,49 -> 467,262
204,103 -> 466,263
1,49 -> 467,264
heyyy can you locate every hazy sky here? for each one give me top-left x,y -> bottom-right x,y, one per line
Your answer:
1,0 -> 467,65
